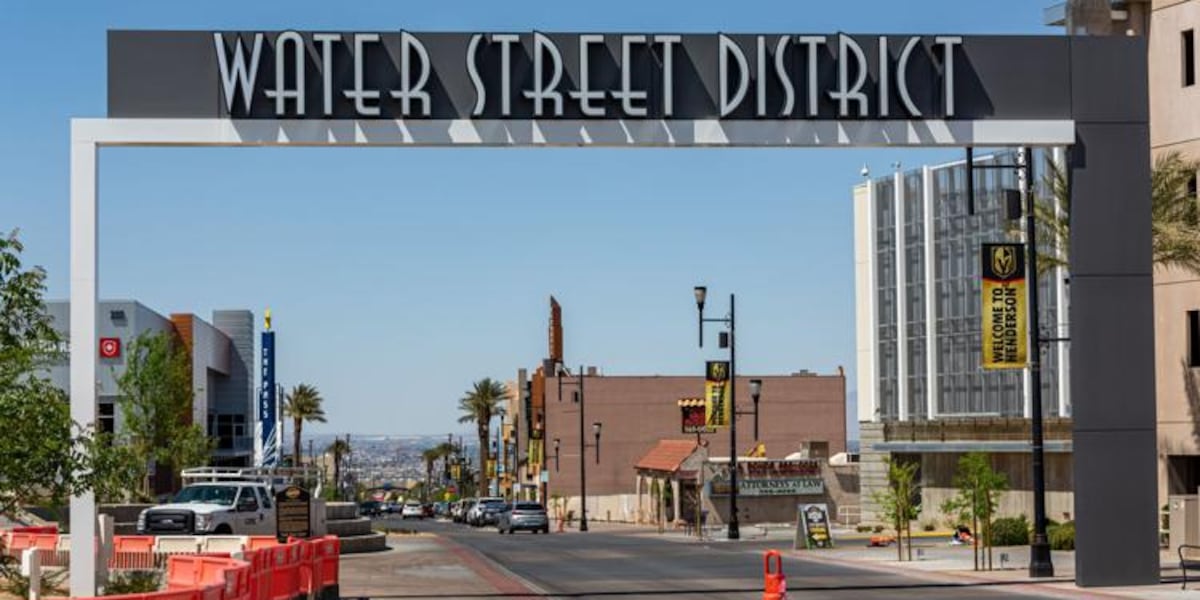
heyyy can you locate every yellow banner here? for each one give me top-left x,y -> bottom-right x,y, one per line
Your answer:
705,361 -> 731,428
981,243 -> 1028,369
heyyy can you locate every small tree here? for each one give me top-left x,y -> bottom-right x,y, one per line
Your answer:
872,458 -> 921,561
0,231 -> 92,519
942,452 -> 1008,571
116,330 -> 213,498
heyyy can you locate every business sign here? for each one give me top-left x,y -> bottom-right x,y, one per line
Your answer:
981,243 -> 1027,370
718,478 -> 825,497
679,397 -> 714,434
99,337 -> 121,359
275,485 -> 312,540
256,328 -> 280,467
705,361 -> 730,428
106,31 -> 1095,125
549,296 -> 563,363
710,460 -> 824,496
795,503 -> 834,550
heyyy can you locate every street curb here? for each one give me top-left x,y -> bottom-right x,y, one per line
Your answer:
431,533 -> 551,599
784,549 -> 1137,600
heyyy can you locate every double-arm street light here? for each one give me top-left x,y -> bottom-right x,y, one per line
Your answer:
555,364 -> 601,533
694,285 -> 742,540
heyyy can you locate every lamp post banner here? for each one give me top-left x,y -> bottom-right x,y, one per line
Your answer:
257,331 -> 279,467
705,361 -> 730,428
981,243 -> 1027,369
108,31 -> 1077,121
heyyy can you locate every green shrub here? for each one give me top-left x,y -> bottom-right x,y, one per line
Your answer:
1048,521 -> 1075,551
855,525 -> 873,533
872,524 -> 885,534
921,520 -> 937,532
989,515 -> 1031,547
105,570 -> 162,595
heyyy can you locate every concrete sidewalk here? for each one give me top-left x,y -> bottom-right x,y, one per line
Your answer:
599,521 -> 1200,598
788,540 -> 1198,599
338,533 -> 542,598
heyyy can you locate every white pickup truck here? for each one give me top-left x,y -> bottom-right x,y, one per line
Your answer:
137,482 -> 277,536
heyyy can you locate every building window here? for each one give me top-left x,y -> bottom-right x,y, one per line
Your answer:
99,402 -> 115,436
1184,30 -> 1196,87
1190,311 -> 1200,367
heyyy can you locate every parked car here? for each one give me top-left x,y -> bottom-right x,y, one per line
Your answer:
433,501 -> 450,517
453,498 -> 475,523
468,497 -> 506,527
497,501 -> 550,535
359,500 -> 384,517
138,482 -> 276,535
401,500 -> 425,519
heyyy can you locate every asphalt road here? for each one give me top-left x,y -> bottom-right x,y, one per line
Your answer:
374,516 -> 1061,599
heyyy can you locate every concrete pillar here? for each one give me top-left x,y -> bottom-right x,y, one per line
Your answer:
1068,37 -> 1158,587
671,479 -> 681,524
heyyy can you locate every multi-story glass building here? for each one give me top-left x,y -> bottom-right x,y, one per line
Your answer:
853,150 -> 1074,523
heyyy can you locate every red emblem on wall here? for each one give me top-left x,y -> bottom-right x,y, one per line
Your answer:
99,337 -> 121,358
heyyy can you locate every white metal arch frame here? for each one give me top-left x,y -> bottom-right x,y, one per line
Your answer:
69,116 -> 1074,595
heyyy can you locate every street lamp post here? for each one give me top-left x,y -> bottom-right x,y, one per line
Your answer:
748,379 -> 762,443
556,364 -> 590,532
1022,147 -> 1054,578
592,422 -> 602,464
498,407 -> 508,499
694,286 -> 741,540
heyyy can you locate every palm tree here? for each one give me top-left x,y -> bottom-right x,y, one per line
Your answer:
283,383 -> 326,467
326,438 -> 350,500
422,447 -> 442,501
457,378 -> 508,495
1020,151 -> 1200,276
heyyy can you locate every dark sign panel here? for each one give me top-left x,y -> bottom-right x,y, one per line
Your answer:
258,329 -> 278,466
108,31 -> 1075,121
275,485 -> 312,540
795,503 -> 834,550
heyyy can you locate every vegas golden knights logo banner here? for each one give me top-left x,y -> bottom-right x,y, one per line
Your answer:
705,361 -> 731,428
981,243 -> 1028,369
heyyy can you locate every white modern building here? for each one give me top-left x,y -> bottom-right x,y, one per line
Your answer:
853,150 -> 1075,523
44,301 -> 256,477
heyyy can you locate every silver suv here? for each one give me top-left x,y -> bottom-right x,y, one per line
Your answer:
497,501 -> 549,534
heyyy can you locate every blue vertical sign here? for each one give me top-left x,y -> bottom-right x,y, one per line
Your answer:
257,330 -> 279,467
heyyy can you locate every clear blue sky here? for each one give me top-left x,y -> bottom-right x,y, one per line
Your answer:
3,1 -> 1056,437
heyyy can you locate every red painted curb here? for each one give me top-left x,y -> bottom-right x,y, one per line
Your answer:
433,536 -> 541,599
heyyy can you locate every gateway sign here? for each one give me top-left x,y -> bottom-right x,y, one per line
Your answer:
107,31 -> 1075,122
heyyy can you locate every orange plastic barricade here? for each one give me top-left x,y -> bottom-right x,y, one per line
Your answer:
112,535 -> 157,570
247,536 -> 278,552
199,582 -> 223,600
269,545 -> 299,600
763,550 -> 787,600
296,539 -> 315,598
12,525 -> 57,534
6,532 -> 34,554
254,550 -> 272,600
321,537 -> 340,592
166,556 -> 205,589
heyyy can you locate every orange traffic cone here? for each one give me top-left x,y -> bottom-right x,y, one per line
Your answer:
763,550 -> 787,599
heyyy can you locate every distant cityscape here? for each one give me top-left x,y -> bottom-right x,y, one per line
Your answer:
304,433 -> 478,491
